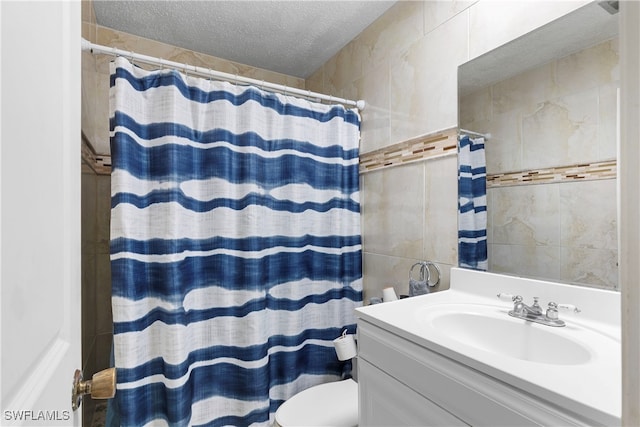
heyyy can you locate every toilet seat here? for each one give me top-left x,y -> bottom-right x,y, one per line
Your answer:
274,379 -> 358,427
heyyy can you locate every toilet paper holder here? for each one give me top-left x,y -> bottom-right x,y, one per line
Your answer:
333,329 -> 357,361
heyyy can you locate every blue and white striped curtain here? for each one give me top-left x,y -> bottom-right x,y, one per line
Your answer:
458,135 -> 488,270
108,57 -> 362,426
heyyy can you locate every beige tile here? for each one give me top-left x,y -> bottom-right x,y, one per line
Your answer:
492,63 -> 556,116
560,180 -> 617,251
359,1 -> 424,72
561,247 -> 618,290
362,252 -> 413,303
93,70 -> 111,156
555,38 -> 620,97
485,109 -> 522,174
490,243 -> 562,282
486,188 -> 494,244
362,252 -> 452,303
390,11 -> 467,142
361,162 -> 424,258
424,155 -> 458,265
324,39 -> 365,93
598,82 -> 619,160
81,0 -> 95,26
82,21 -> 96,42
459,86 -> 491,127
522,89 -> 599,170
491,184 -> 561,247
305,67 -> 324,94
356,62 -> 390,153
81,52 -> 98,147
424,1 -> 476,36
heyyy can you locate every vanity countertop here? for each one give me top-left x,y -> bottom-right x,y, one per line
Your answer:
356,267 -> 621,425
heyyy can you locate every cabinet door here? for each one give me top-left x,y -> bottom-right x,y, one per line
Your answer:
358,359 -> 467,427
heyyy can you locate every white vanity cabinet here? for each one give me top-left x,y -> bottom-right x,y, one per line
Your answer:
356,316 -> 610,427
355,268 -> 620,426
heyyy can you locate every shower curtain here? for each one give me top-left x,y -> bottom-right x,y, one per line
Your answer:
458,135 -> 488,270
108,57 -> 362,426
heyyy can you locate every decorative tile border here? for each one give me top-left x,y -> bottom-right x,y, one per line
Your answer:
487,160 -> 617,188
82,135 -> 112,175
359,127 -> 458,173
81,126 -> 617,187
81,128 -> 460,176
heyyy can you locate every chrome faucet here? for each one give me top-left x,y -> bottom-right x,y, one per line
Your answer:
512,295 -> 542,317
497,294 -> 580,327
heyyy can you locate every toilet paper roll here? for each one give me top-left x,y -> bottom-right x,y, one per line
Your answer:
333,334 -> 357,361
382,287 -> 398,302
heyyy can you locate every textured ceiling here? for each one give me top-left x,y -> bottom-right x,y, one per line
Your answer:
93,1 -> 396,78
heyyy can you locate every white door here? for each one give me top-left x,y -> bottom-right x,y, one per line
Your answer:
1,2 -> 82,426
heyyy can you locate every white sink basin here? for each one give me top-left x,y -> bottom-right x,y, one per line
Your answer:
427,307 -> 592,365
356,268 -> 621,425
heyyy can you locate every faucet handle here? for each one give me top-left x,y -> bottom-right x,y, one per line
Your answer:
547,301 -> 580,317
546,302 -> 580,322
546,302 -> 559,320
497,293 -> 522,302
557,303 -> 581,314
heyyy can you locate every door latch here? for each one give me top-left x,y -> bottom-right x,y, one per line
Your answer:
71,367 -> 116,411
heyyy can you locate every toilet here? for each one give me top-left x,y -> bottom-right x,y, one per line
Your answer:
274,378 -> 358,427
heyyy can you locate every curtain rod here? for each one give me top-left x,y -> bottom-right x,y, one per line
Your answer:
459,128 -> 491,139
81,38 -> 365,110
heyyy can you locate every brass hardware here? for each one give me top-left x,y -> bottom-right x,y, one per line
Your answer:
71,367 -> 116,411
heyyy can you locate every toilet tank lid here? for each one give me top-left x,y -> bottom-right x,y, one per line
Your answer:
275,379 -> 358,427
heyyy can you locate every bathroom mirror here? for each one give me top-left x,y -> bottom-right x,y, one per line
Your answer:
458,1 -> 619,290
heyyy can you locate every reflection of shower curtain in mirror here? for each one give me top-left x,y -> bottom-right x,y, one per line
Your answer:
458,135 -> 488,270
108,57 -> 362,426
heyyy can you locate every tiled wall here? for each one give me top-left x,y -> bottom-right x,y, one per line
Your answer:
82,0 -> 604,310
460,39 -> 619,289
461,39 -> 619,175
307,0 -> 590,301
80,158 -> 112,423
